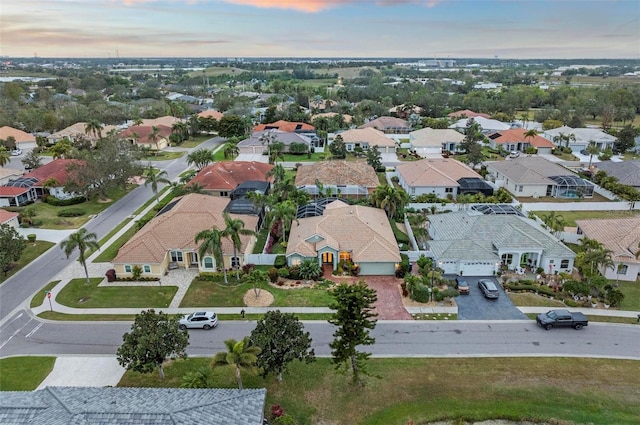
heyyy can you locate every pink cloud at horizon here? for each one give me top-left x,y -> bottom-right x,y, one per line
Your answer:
223,0 -> 444,13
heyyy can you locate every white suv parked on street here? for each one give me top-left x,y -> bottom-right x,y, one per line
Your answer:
179,311 -> 218,330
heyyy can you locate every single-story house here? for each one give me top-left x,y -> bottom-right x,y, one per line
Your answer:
237,130 -> 314,155
188,161 -> 273,197
449,116 -> 511,134
295,160 -> 379,197
575,217 -> 640,282
47,122 -> 118,146
17,158 -> 85,200
253,120 -> 315,133
334,127 -> 397,153
0,209 -> 20,228
447,110 -> 491,120
119,124 -> 172,150
396,158 -> 490,199
487,128 -> 555,154
0,387 -> 266,425
0,186 -> 36,207
311,112 -> 353,124
543,126 -> 617,152
197,109 -> 224,121
113,194 -> 259,278
358,116 -> 411,134
389,104 -> 422,119
591,160 -> 640,188
286,200 -> 401,275
0,126 -> 37,150
428,211 -> 576,276
409,128 -> 465,156
485,156 -> 594,199
139,116 -> 183,128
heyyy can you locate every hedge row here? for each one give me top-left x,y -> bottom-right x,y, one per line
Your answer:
44,196 -> 85,206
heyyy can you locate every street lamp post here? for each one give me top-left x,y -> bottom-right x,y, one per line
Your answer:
430,266 -> 435,303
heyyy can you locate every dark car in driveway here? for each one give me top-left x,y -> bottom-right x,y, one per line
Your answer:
455,276 -> 470,294
478,279 -> 500,299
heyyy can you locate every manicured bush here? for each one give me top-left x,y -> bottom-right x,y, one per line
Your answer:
412,285 -> 431,303
267,267 -> 278,283
44,196 -> 85,206
288,142 -> 308,155
57,208 -> 85,217
274,255 -> 287,269
27,234 -> 36,242
289,265 -> 301,280
241,263 -> 256,274
277,267 -> 290,278
395,253 -> 411,278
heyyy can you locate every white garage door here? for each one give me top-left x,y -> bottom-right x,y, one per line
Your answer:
458,262 -> 495,277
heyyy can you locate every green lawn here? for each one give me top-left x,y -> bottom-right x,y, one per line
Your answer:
30,280 -> 60,308
141,151 -> 184,161
618,280 -> 640,311
0,357 -> 56,391
0,241 -> 55,284
10,186 -> 133,229
179,278 -> 334,308
92,226 -> 137,262
179,134 -> 213,148
56,278 -> 176,308
117,357 -> 640,425
532,210 -> 640,227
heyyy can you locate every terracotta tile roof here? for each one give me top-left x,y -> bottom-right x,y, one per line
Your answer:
575,217 -> 640,264
310,112 -> 353,124
0,209 -> 19,224
338,128 -> 396,147
23,159 -> 85,186
409,128 -> 464,147
140,116 -> 183,127
253,120 -> 315,133
447,109 -> 491,119
295,161 -> 379,188
119,125 -> 172,144
286,200 -> 400,263
197,110 -> 224,120
0,126 -> 35,143
114,194 -> 258,264
396,158 -> 480,187
488,129 -> 555,148
0,186 -> 30,196
189,161 -> 273,191
358,116 -> 409,131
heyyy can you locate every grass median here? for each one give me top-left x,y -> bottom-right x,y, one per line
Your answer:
56,278 -> 176,309
118,357 -> 640,425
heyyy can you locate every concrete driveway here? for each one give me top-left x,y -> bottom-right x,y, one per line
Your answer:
453,276 -> 528,320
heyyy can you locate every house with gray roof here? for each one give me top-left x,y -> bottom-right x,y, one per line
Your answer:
238,130 -> 313,155
485,156 -> 594,199
593,160 -> 640,188
428,211 -> 576,276
543,126 -> 617,152
0,387 -> 266,425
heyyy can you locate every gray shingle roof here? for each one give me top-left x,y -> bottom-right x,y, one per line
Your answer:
0,387 -> 266,425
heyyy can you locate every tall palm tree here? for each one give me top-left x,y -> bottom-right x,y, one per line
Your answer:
585,141 -> 600,169
0,147 -> 10,167
147,126 -> 162,153
60,229 -> 100,285
143,163 -> 170,202
211,337 -> 260,389
371,185 -> 410,220
268,200 -> 297,241
266,163 -> 286,185
221,213 -> 255,280
523,129 -> 538,148
195,226 -> 227,284
171,122 -> 189,144
542,211 -> 565,238
185,182 -> 206,194
50,140 -> 73,160
186,148 -> 214,170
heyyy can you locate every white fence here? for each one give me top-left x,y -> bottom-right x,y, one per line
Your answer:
244,253 -> 279,265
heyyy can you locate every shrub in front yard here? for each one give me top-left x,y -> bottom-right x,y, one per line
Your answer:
44,196 -> 85,206
412,285 -> 431,303
274,255 -> 287,268
27,234 -> 36,242
268,267 -> 278,283
57,208 -> 85,217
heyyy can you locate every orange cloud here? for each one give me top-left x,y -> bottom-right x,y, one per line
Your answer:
222,0 -> 339,12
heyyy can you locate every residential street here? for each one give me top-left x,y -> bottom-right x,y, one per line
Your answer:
0,137 -> 224,325
1,316 -> 639,359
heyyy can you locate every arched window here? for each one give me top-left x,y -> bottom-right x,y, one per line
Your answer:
203,256 -> 214,269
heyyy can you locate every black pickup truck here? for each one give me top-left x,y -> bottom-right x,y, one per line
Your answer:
536,309 -> 589,330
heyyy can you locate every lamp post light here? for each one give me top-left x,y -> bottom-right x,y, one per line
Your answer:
430,265 -> 435,303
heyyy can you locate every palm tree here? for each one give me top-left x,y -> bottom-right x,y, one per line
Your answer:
268,142 -> 285,165
185,182 -> 206,194
186,148 -> 215,170
50,140 -> 73,159
84,120 -> 103,140
171,122 -> 189,144
221,213 -> 255,280
143,163 -> 170,202
0,147 -> 10,167
147,126 -> 162,153
266,163 -> 286,185
211,337 -> 260,389
585,141 -> 600,169
542,211 -> 565,238
223,141 -> 239,159
60,229 -> 100,285
268,200 -> 297,241
371,185 -> 410,220
195,226 -> 227,284
523,129 -> 538,148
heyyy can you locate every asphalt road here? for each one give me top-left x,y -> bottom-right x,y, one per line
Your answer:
2,315 -> 639,359
0,137 -> 224,324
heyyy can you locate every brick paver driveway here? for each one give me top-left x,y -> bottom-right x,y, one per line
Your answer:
325,272 -> 412,320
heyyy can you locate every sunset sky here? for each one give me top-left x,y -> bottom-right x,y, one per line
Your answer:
2,0 -> 639,59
